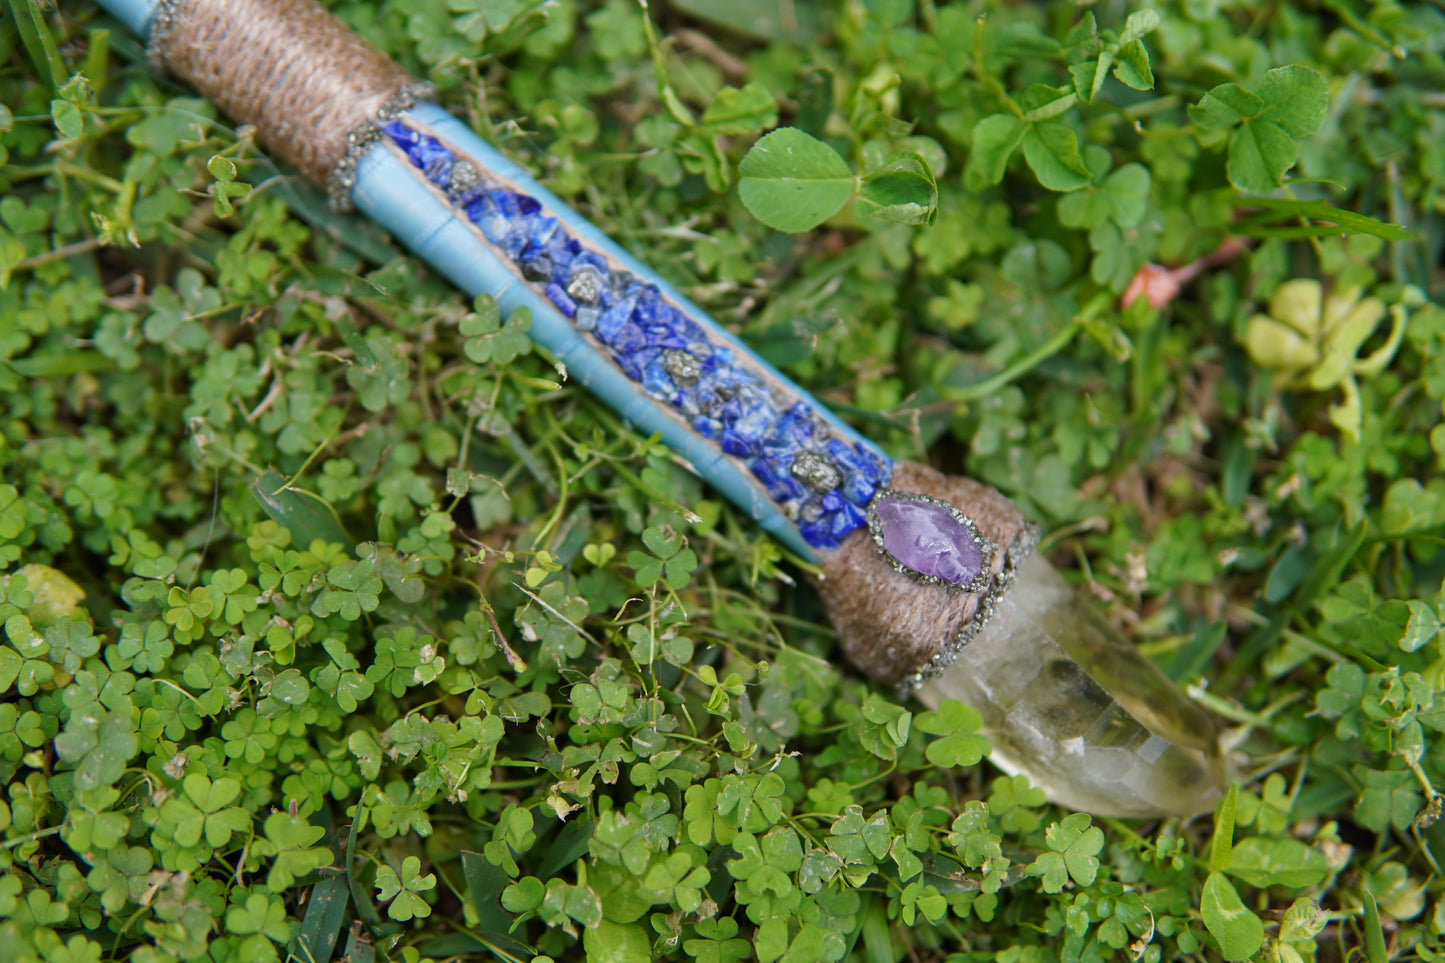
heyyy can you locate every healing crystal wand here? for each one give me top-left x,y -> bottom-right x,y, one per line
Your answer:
95,0 -> 1226,817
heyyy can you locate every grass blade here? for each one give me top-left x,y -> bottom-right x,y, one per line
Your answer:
292,874 -> 350,963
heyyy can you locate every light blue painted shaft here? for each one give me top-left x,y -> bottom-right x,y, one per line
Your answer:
96,0 -> 157,35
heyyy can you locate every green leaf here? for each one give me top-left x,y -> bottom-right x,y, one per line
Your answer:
582,918 -> 651,962
375,855 -> 436,921
1030,813 -> 1103,892
965,114 -> 1027,190
1400,600 -> 1442,653
6,0 -> 67,91
1279,897 -> 1326,943
857,152 -> 938,226
1020,122 -> 1092,191
1254,65 -> 1330,137
1018,84 -> 1078,122
1190,66 -> 1328,192
251,470 -> 352,551
700,83 -> 778,135
685,916 -> 752,963
1235,197 -> 1415,241
1113,38 -> 1154,89
1226,121 -> 1299,195
738,127 -> 856,233
1353,766 -> 1423,832
460,296 -> 532,364
915,699 -> 990,767
1201,872 -> 1265,961
1224,837 -> 1330,889
501,875 -> 544,915
293,875 -> 349,963
1209,783 -> 1239,871
1362,890 -> 1388,963
1191,84 -> 1266,130
0,484 -> 25,539
1058,157 -> 1151,229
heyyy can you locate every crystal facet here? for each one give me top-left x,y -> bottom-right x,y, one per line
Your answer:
874,496 -> 984,586
918,554 -> 1224,817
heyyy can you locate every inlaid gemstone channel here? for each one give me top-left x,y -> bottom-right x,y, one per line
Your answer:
382,119 -> 890,550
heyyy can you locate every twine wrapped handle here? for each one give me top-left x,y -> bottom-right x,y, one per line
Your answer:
150,0 -> 421,193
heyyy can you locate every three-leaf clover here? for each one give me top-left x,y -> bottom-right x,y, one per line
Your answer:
255,812 -> 332,890
313,559 -> 382,622
460,295 -> 531,364
628,526 -> 697,591
1030,813 -> 1104,893
915,699 -> 991,768
1189,65 -> 1328,193
375,855 -> 437,921
158,773 -> 251,850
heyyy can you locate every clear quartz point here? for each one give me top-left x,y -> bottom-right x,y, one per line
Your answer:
917,554 -> 1225,818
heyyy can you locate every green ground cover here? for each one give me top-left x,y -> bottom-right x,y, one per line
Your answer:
2,0 -> 1445,960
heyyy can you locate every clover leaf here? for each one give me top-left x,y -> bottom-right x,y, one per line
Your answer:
738,128 -> 855,233
915,699 -> 990,768
375,855 -> 436,921
1030,813 -> 1104,892
460,295 -> 532,364
1189,64 -> 1328,193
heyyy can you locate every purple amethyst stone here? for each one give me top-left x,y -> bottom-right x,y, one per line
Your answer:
874,496 -> 984,586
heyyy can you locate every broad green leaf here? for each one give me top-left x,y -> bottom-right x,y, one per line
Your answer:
1113,39 -> 1154,89
1190,66 -> 1328,192
1353,766 -> 1423,832
700,83 -> 778,135
251,470 -> 351,551
1019,84 -> 1078,122
1190,84 -> 1265,130
1400,600 -> 1442,653
965,114 -> 1026,190
1112,10 -> 1160,89
1201,872 -> 1265,961
581,918 -> 651,961
738,127 -> 855,233
1058,158 -> 1150,229
1118,8 -> 1162,44
1226,120 -> 1298,194
1224,837 -> 1329,889
916,700 -> 990,767
1030,813 -> 1103,892
50,99 -> 83,139
1381,479 -> 1445,536
1255,65 -> 1329,137
293,875 -> 349,963
1021,122 -> 1092,191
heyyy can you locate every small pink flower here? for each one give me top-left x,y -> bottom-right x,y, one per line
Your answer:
1122,263 -> 1180,309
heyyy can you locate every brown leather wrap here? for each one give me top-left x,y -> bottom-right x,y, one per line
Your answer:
153,0 -> 416,188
